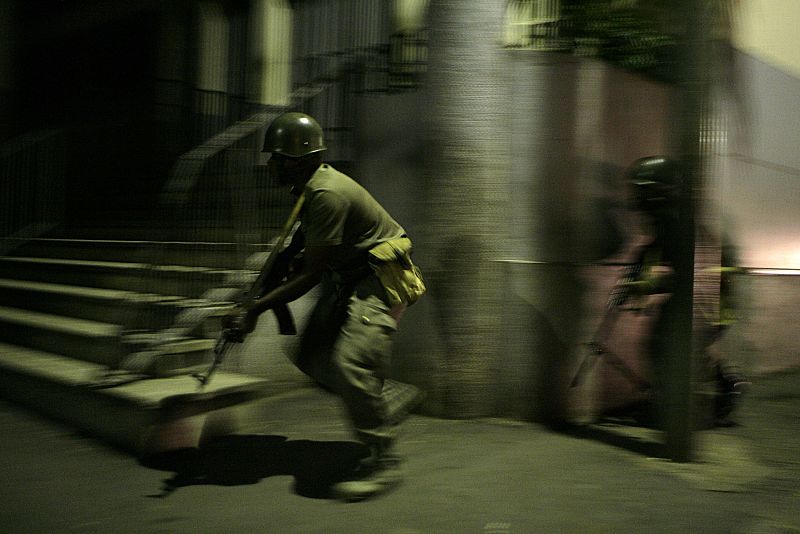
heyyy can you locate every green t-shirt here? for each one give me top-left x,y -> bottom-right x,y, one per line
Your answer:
301,164 -> 405,279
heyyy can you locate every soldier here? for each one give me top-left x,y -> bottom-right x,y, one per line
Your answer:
224,112 -> 426,501
611,156 -> 748,427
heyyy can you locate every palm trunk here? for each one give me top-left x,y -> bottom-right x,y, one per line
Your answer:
422,0 -> 510,417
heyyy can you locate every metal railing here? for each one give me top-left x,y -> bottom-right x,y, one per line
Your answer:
292,0 -> 392,88
192,89 -> 251,147
114,77 -> 346,376
505,0 -> 564,51
112,0 -> 434,376
389,29 -> 428,88
154,78 -> 261,157
115,20 -> 435,373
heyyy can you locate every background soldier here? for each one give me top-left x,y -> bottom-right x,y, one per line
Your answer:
611,156 -> 748,427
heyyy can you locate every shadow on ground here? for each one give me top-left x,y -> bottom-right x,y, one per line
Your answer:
556,420 -> 666,458
551,398 -> 667,458
140,435 -> 369,500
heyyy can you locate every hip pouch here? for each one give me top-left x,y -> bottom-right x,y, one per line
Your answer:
368,237 -> 426,306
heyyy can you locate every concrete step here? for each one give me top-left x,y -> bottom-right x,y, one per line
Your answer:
0,278 -> 234,332
0,240 -> 249,376
120,333 -> 217,377
0,342 -> 271,455
3,238 -> 272,269
0,256 -> 237,298
0,275 -> 232,373
0,305 -> 123,365
0,278 -> 138,324
50,217 -> 289,242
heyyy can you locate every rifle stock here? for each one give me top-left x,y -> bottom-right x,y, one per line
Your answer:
272,304 -> 297,335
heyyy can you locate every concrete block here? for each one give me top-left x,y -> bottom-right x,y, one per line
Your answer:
0,343 -> 272,456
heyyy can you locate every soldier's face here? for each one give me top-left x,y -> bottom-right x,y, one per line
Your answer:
267,154 -> 299,186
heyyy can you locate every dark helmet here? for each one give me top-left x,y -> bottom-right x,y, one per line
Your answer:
263,112 -> 327,158
626,156 -> 682,211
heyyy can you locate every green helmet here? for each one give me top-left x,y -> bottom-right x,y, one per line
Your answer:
626,156 -> 682,211
263,112 -> 327,158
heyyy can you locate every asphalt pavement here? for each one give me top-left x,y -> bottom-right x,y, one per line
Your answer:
1,368 -> 799,534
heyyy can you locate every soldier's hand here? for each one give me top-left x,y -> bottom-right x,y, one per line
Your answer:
222,306 -> 258,343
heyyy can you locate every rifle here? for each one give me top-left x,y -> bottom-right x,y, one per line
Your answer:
570,260 -> 651,392
194,192 -> 306,387
606,260 -> 643,310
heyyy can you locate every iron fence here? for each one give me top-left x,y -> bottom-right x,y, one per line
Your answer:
505,0 -> 565,51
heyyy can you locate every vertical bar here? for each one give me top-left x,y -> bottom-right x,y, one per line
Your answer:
666,0 -> 712,463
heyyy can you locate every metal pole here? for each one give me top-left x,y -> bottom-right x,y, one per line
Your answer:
666,0 -> 713,462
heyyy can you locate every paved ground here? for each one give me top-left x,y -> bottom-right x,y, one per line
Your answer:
1,368 -> 799,534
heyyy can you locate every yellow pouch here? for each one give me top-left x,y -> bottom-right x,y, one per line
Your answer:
368,237 -> 426,306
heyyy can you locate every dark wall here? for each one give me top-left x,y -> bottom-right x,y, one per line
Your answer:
20,12 -> 160,225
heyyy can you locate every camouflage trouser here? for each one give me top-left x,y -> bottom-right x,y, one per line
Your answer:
647,302 -> 744,427
291,273 -> 407,449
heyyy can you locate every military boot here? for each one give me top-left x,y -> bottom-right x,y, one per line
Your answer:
714,367 -> 751,426
332,444 -> 403,502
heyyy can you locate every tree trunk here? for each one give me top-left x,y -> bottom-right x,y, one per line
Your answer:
422,0 -> 510,417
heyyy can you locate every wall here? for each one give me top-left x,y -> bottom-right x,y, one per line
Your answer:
351,51 -> 800,421
353,54 -> 672,420
0,0 -> 16,140
721,51 -> 800,270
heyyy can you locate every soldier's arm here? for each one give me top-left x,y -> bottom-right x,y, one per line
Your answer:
247,244 -> 335,317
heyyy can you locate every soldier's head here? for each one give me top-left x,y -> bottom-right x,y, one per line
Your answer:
263,112 -> 327,188
625,156 -> 682,216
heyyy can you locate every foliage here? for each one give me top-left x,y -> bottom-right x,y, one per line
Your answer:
560,0 -> 686,83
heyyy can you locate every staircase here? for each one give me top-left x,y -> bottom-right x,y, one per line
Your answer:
0,62 -> 364,455
0,236 -> 274,455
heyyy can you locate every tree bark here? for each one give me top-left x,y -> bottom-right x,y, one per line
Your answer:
422,0 -> 510,417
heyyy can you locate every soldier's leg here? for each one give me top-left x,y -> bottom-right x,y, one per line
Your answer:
705,326 -> 750,425
328,276 -> 424,501
289,278 -> 348,390
331,287 -> 398,449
